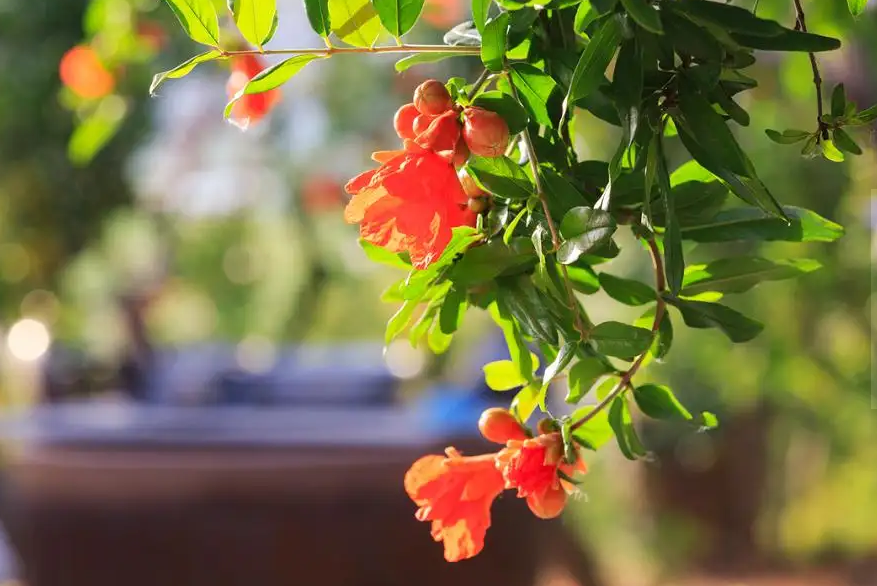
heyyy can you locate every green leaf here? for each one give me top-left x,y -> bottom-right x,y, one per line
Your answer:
566,358 -> 611,403
163,0 -> 220,46
848,0 -> 868,16
566,265 -> 601,294
570,406 -> 614,450
676,81 -> 750,177
590,321 -> 652,360
557,207 -> 617,265
820,139 -> 845,162
473,91 -> 530,134
68,96 -> 128,166
360,239 -> 411,269
698,411 -> 719,430
242,54 -> 325,94
673,0 -> 783,37
509,63 -> 558,127
680,257 -> 822,296
662,9 -> 722,62
229,0 -> 277,47
224,54 -> 324,119
439,287 -> 467,334
567,15 -> 623,104
765,129 -> 812,145
150,50 -> 222,95
831,83 -> 846,119
674,121 -> 784,218
394,52 -> 471,71
449,237 -> 536,286
635,306 -> 672,360
620,0 -> 662,33
373,0 -> 424,36
484,360 -> 528,390
472,0 -> 490,33
731,30 -> 841,52
653,131 -> 683,295
408,297 -> 440,348
304,0 -> 332,36
511,384 -> 542,421
385,299 -> 420,344
612,38 -> 643,111
428,321 -> 454,354
329,0 -> 384,47
598,273 -> 656,306
399,228 -> 482,300
832,128 -> 862,155
541,168 -> 588,219
665,296 -> 764,343
467,156 -> 534,200
591,0 -> 619,16
499,279 -> 559,344
481,13 -> 509,72
633,383 -> 692,421
681,206 -> 844,243
849,104 -> 877,125
608,396 -> 646,460
542,342 -> 578,387
490,300 -> 536,385
574,0 -> 598,35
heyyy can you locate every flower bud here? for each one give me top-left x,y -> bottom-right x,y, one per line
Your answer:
462,107 -> 510,158
452,136 -> 470,168
412,114 -> 435,136
467,197 -> 491,214
478,408 -> 528,444
394,103 -> 420,140
414,79 -> 453,116
458,169 -> 485,198
537,418 -> 560,435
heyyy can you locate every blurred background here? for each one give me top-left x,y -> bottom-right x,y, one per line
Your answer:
0,0 -> 873,585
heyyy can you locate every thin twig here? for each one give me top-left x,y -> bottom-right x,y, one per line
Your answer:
466,69 -> 492,101
221,44 -> 481,57
506,77 -> 591,340
570,238 -> 666,431
792,0 -> 828,141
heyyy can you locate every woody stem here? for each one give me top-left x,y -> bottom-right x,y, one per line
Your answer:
506,77 -> 591,340
221,44 -> 481,57
570,238 -> 666,432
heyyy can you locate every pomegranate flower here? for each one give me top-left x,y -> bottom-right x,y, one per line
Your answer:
405,448 -> 506,562
405,410 -> 587,561
497,433 -> 587,519
344,141 -> 476,269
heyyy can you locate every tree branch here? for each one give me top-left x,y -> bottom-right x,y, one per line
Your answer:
506,77 -> 591,340
792,0 -> 828,141
221,44 -> 481,57
570,238 -> 666,431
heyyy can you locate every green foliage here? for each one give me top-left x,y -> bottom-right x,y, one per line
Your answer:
152,0 -> 863,471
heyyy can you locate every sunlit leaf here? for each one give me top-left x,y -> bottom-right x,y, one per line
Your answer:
163,0 -> 220,46
150,50 -> 222,95
229,0 -> 278,47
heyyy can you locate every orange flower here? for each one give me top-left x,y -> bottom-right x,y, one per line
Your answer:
226,54 -> 281,128
405,408 -> 588,562
59,45 -> 115,99
404,447 -> 505,562
497,433 -> 587,519
344,142 -> 476,269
